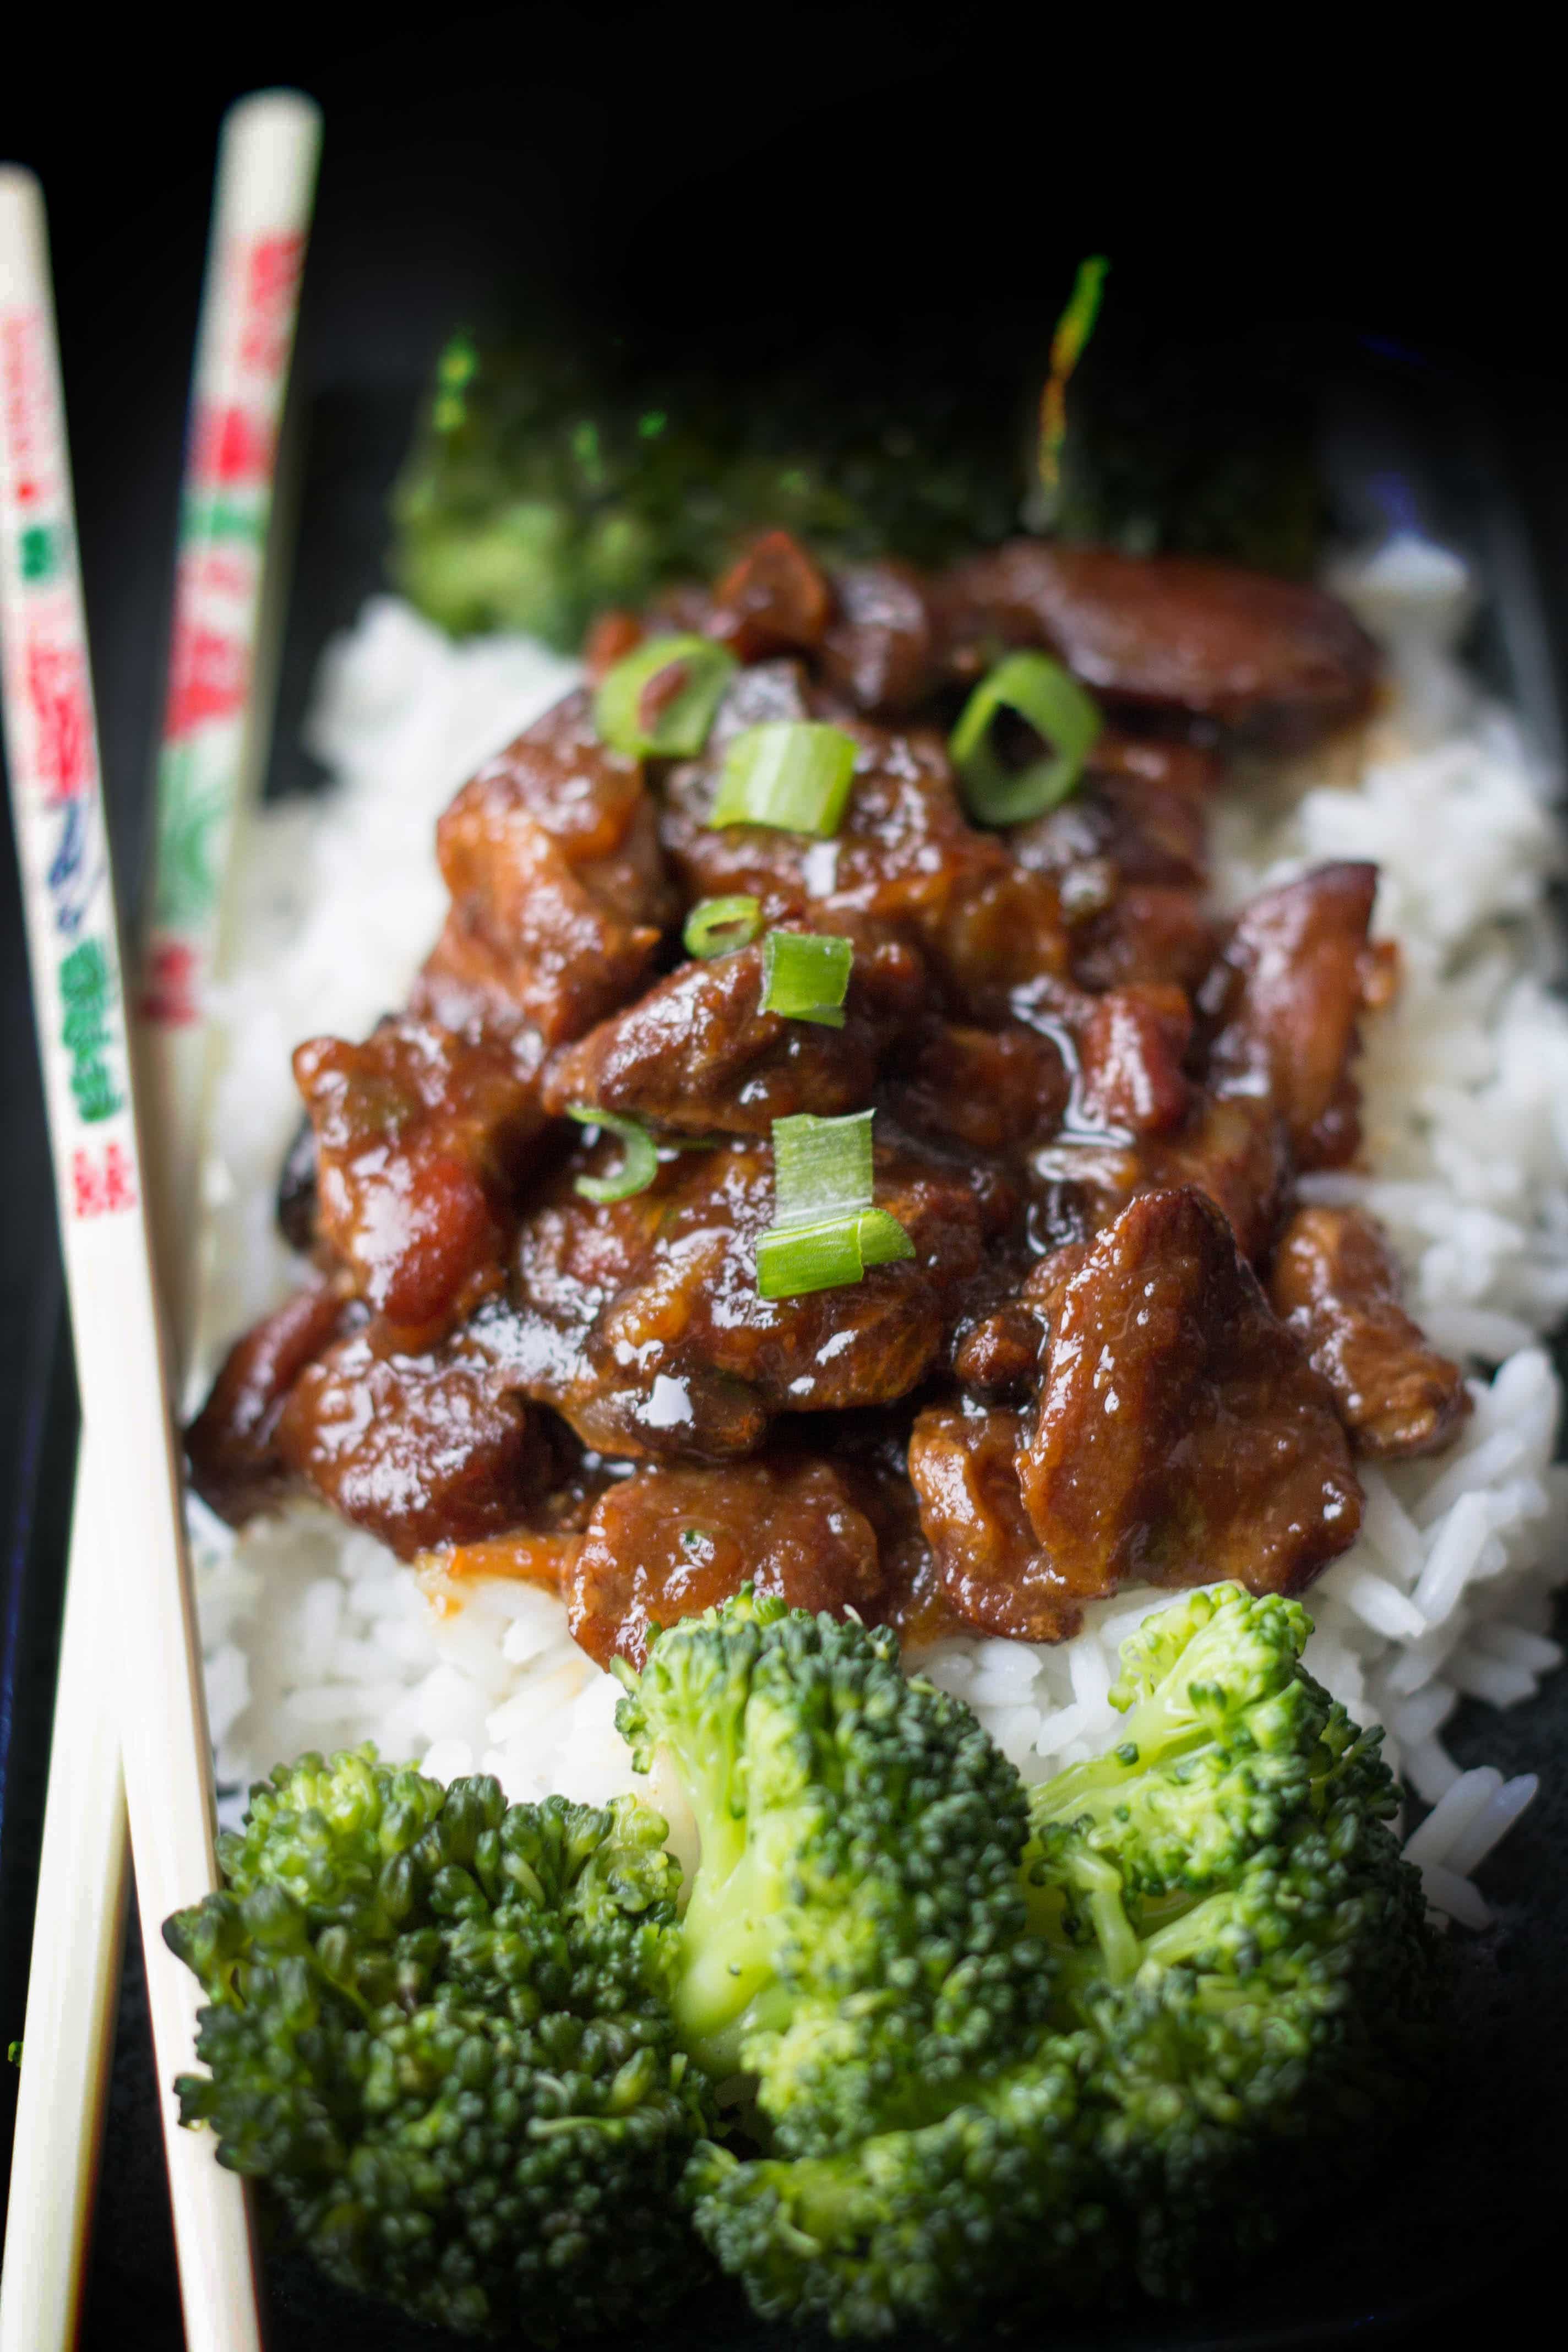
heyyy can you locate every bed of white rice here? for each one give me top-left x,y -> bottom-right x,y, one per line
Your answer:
188,532 -> 1568,1928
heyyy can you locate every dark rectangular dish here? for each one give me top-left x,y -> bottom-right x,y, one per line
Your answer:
4,78 -> 1568,2346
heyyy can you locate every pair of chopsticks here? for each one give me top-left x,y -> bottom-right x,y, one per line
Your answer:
0,92 -> 321,2350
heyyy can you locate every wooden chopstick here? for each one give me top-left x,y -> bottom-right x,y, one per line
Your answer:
0,163 -> 277,2352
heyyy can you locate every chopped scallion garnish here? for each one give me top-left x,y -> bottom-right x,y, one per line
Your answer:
709,720 -> 858,837
949,651 -> 1102,825
567,1107 -> 661,1203
683,894 -> 763,959
755,1109 -> 914,1299
594,634 -> 738,760
760,929 -> 853,1027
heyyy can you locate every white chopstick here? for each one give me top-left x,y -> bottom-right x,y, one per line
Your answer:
137,89 -> 322,1349
0,167 -> 268,2352
0,95 -> 320,2352
0,94 -> 319,2352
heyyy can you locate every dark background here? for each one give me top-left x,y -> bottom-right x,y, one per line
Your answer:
3,11 -> 1567,2345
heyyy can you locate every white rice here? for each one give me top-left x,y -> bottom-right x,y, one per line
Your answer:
190,538 -> 1568,1926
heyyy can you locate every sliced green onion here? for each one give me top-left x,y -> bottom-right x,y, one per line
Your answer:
760,930 -> 853,1027
709,721 -> 858,837
567,1107 -> 661,1203
595,634 -> 738,760
755,1109 -> 914,1299
1037,254 -> 1110,521
856,1207 -> 917,1267
949,651 -> 1102,826
772,1108 -> 873,1222
756,1208 -> 915,1298
683,894 -> 763,959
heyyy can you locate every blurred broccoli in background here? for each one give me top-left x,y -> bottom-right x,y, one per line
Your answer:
164,1753 -> 715,2340
389,309 -> 1325,651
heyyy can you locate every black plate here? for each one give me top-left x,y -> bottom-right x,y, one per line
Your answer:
4,28 -> 1568,2348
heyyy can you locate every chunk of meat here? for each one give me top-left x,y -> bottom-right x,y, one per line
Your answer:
1017,1187 -> 1362,1598
186,1283 -> 355,1526
1008,977 -> 1195,1144
1066,883 -> 1219,995
1199,862 -> 1383,1169
885,1021 -> 1070,1155
935,541 -> 1379,742
565,1454 -> 884,1668
541,932 -> 925,1137
907,1404 -> 1082,1643
819,559 -> 937,714
704,530 -> 832,662
950,1302 -> 1043,1396
662,691 -> 1069,1014
431,688 -> 679,1045
273,1329 -> 566,1559
480,1133 -> 1006,1461
1268,1206 -> 1471,1458
1027,1088 -> 1289,1272
1075,984 -> 1193,1137
1009,734 -> 1216,893
293,1018 -> 553,1340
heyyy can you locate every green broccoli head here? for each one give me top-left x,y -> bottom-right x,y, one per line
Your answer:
165,1748 -> 715,2340
684,2048 -> 1115,2341
662,1587 -> 1442,2337
1022,1585 -> 1444,2299
614,1590 -> 1057,2157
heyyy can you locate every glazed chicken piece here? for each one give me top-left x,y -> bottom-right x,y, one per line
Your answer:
935,541 -> 1379,742
292,1016 -> 553,1341
907,1403 -> 1082,1645
1268,1205 -> 1471,1457
541,932 -> 925,1136
421,686 -> 679,1048
565,1452 -> 884,1668
1198,862 -> 1389,1171
186,1282 -> 356,1526
480,1131 -> 1009,1462
270,1327 -> 568,1559
1016,1186 -> 1362,1596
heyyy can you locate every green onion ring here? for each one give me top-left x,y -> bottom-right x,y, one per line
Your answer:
683,895 -> 763,959
948,650 -> 1102,826
594,634 -> 738,759
567,1107 -> 662,1204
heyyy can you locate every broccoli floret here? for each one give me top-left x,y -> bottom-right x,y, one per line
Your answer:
1023,1585 -> 1444,2299
613,1590 -> 1056,2159
684,2045 -> 1116,2340
643,1587 -> 1440,2340
164,1748 -> 715,2340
